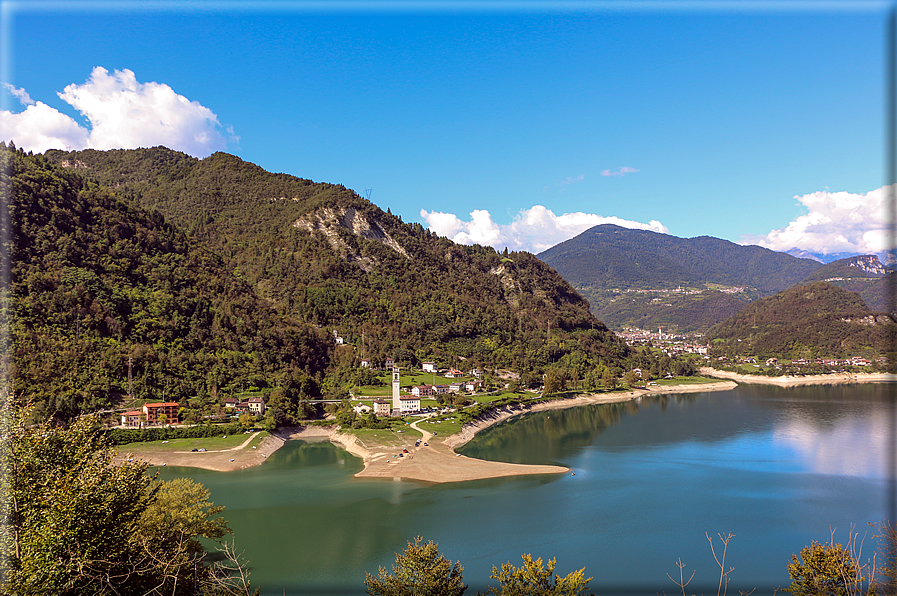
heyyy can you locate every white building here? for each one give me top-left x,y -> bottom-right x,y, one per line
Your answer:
399,395 -> 421,414
422,362 -> 437,373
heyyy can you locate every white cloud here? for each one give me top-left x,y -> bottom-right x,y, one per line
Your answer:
600,166 -> 639,177
3,83 -> 34,105
0,67 -> 232,157
745,185 -> 894,256
0,101 -> 89,153
421,204 -> 668,253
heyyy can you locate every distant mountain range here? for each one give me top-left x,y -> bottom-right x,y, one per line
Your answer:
538,225 -> 893,333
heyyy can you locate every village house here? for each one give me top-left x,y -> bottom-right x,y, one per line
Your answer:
385,358 -> 395,369
433,384 -> 450,395
353,403 -> 372,415
444,368 -> 463,378
465,380 -> 484,392
449,382 -> 464,393
373,399 -> 391,417
245,396 -> 266,415
142,402 -> 179,426
223,397 -> 239,409
121,410 -> 142,427
422,362 -> 437,373
360,358 -> 371,368
411,385 -> 435,397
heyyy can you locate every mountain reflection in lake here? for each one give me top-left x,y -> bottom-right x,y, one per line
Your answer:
158,383 -> 894,596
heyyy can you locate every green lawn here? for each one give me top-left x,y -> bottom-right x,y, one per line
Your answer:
416,416 -> 463,436
117,431 -> 268,453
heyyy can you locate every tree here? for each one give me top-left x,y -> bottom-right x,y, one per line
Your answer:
365,536 -> 467,596
602,368 -> 617,390
874,521 -> 897,594
543,369 -> 567,396
0,405 -> 253,595
238,411 -> 255,430
785,530 -> 872,596
622,371 -> 639,388
481,554 -> 593,596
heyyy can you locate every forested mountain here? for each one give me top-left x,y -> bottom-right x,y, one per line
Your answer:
705,282 -> 896,359
537,224 -> 822,332
5,145 -> 331,420
9,145 -> 628,419
538,224 -> 823,293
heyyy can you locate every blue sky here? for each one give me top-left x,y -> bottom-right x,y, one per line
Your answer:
1,1 -> 892,257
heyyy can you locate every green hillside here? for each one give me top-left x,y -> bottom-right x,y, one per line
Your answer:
5,145 -> 331,420
12,145 -> 632,419
705,282 -> 896,360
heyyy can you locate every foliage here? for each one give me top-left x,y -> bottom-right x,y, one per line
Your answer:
874,521 -> 897,593
5,144 -> 330,421
365,536 -> 467,596
480,554 -> 593,596
785,530 -> 874,596
0,405 -> 252,595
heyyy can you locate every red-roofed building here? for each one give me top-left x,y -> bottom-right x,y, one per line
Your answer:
143,402 -> 179,426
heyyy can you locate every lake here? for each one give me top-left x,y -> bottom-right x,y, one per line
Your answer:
157,382 -> 895,595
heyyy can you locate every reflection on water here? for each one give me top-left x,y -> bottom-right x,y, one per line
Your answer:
157,383 -> 893,596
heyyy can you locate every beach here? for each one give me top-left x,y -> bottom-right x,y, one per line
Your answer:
700,367 -> 897,387
116,380 -> 739,482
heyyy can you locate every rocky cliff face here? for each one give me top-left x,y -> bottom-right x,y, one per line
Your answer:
293,206 -> 410,271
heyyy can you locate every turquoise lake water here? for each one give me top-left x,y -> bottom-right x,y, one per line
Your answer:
157,383 -> 895,595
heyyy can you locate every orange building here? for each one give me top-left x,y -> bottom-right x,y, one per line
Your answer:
142,402 -> 179,426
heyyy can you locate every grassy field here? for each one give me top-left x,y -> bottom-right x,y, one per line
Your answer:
352,427 -> 422,449
414,416 -> 463,436
118,431 -> 268,453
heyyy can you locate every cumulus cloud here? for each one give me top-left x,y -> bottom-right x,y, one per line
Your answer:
420,205 -> 668,253
600,166 -> 639,177
745,185 -> 894,256
0,67 -> 232,157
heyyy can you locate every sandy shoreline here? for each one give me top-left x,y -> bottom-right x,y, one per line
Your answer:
700,367 -> 897,387
117,380 -> 737,482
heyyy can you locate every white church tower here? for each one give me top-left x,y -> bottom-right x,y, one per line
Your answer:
392,366 -> 401,411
